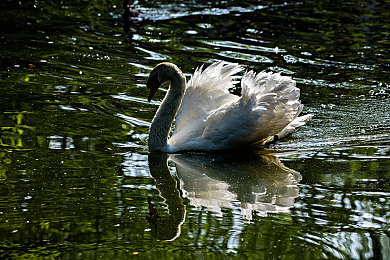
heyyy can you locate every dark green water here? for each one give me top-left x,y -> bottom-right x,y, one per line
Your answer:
1,0 -> 389,258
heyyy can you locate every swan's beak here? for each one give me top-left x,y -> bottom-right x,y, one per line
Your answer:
147,73 -> 160,102
148,83 -> 159,102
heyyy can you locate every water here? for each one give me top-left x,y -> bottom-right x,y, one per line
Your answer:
1,0 -> 389,258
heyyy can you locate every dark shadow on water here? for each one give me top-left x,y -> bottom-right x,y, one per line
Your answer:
148,151 -> 301,240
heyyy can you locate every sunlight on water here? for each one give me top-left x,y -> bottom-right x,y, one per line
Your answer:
0,0 -> 390,258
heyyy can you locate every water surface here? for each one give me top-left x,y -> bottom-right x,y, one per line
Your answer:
1,0 -> 389,258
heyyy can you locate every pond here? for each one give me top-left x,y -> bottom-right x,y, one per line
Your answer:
0,0 -> 389,258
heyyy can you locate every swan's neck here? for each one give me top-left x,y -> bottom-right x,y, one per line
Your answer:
149,74 -> 186,152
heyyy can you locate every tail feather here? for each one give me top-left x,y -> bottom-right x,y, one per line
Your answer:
240,70 -> 309,143
276,114 -> 314,140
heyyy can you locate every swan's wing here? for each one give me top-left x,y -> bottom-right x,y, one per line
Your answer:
169,62 -> 243,146
202,70 -> 310,148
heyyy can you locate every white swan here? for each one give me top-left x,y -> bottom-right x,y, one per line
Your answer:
146,61 -> 312,153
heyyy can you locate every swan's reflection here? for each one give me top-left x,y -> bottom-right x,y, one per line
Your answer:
147,152 -> 301,240
172,152 -> 302,218
147,153 -> 186,241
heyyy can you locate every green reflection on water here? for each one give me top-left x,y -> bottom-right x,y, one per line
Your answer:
1,0 -> 390,258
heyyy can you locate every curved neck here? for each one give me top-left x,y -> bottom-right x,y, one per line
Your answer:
149,71 -> 186,152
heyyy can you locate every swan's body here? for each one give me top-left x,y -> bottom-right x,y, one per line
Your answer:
147,62 -> 312,153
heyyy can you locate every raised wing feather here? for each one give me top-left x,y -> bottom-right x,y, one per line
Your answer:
169,62 -> 243,147
201,70 -> 305,149
168,62 -> 311,151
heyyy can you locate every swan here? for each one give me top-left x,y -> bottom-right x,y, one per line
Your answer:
146,61 -> 313,153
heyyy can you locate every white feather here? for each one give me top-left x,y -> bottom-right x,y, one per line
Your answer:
165,61 -> 312,151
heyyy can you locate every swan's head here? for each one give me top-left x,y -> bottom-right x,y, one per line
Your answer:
146,62 -> 183,102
